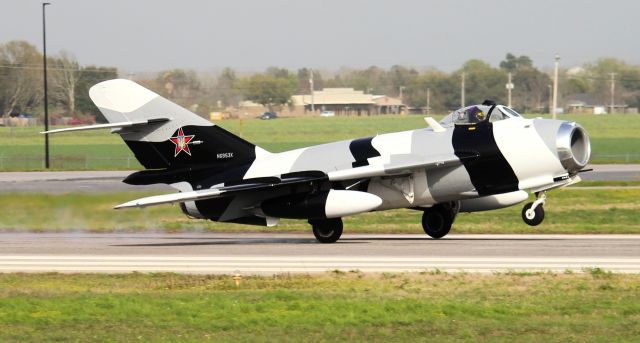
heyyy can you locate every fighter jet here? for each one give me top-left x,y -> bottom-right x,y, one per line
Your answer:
45,79 -> 591,243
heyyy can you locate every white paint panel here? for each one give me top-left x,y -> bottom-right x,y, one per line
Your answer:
371,130 -> 414,163
459,191 -> 529,212
493,119 -> 564,190
89,79 -> 158,114
244,148 -> 306,179
324,190 -> 382,218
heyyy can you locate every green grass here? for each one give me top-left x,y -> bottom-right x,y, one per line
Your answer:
2,113 -> 640,170
0,272 -> 638,342
2,187 -> 639,234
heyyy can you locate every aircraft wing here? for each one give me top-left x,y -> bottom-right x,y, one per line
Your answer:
115,173 -> 327,209
328,153 -> 474,181
115,153 -> 473,209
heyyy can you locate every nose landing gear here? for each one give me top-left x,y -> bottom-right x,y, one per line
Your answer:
522,192 -> 546,226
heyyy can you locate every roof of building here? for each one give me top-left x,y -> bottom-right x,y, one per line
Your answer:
292,88 -> 374,106
372,95 -> 404,106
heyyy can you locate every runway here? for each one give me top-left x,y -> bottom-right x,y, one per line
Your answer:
0,164 -> 638,193
1,233 -> 639,274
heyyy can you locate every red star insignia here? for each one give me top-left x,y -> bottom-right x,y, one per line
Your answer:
169,127 -> 195,157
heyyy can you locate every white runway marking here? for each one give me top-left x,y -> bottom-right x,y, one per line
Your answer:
1,255 -> 639,274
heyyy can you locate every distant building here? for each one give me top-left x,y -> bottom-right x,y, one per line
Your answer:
291,88 -> 374,115
565,93 -> 628,114
291,88 -> 406,116
235,88 -> 407,117
372,95 -> 406,114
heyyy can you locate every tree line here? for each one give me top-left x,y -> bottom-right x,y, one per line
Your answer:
0,41 -> 117,121
3,40 -> 640,121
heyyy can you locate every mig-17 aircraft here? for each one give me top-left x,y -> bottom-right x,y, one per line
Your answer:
45,79 -> 591,243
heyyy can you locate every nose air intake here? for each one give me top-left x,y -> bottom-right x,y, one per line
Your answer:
557,122 -> 590,173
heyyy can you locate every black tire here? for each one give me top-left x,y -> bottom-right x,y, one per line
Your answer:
310,218 -> 343,243
421,205 -> 453,239
521,202 -> 545,226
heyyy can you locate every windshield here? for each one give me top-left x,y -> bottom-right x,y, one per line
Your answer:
440,104 -> 522,126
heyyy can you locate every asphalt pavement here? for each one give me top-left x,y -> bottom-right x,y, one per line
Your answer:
1,233 -> 638,274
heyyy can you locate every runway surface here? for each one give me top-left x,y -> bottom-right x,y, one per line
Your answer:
0,164 -> 638,193
1,233 -> 639,274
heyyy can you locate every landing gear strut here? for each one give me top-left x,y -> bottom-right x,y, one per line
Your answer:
309,218 -> 343,243
422,203 -> 455,239
522,192 -> 546,226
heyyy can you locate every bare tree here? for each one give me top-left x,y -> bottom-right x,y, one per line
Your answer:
50,51 -> 80,115
0,41 -> 43,116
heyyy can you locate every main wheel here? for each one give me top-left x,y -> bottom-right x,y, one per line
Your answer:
310,218 -> 343,243
522,202 -> 545,226
422,205 -> 453,239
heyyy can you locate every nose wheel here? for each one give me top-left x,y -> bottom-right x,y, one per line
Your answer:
522,192 -> 546,226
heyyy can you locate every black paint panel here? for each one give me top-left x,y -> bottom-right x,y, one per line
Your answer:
261,192 -> 330,219
124,125 -> 257,186
452,122 -> 519,196
349,137 -> 381,168
125,125 -> 257,170
194,196 -> 235,221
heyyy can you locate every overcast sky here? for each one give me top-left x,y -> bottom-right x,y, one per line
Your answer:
1,0 -> 638,74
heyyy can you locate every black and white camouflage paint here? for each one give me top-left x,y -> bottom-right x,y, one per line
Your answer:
88,79 -> 590,228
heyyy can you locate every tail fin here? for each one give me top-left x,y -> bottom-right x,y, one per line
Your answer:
90,79 -> 269,170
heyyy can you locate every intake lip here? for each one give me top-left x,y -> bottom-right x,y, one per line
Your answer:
557,122 -> 591,173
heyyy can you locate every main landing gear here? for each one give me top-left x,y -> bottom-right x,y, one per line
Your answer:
309,218 -> 343,243
522,192 -> 546,226
421,203 -> 456,239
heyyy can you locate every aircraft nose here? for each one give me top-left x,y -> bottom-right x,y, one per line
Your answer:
556,121 -> 591,173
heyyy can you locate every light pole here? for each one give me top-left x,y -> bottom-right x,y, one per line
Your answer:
548,84 -> 552,114
309,69 -> 315,112
460,72 -> 465,107
42,2 -> 51,169
552,53 -> 560,120
506,72 -> 514,108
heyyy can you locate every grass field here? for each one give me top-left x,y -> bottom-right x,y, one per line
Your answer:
0,271 -> 638,342
2,187 -> 638,234
2,113 -> 640,170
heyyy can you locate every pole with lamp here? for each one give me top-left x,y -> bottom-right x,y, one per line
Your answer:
552,53 -> 560,120
42,2 -> 51,169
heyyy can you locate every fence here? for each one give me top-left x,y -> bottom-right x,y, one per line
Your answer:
0,155 -> 141,171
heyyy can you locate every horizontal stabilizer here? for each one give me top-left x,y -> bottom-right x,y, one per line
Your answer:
115,188 -> 225,209
41,118 -> 170,134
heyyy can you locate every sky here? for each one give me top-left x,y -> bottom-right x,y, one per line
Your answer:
1,0 -> 639,74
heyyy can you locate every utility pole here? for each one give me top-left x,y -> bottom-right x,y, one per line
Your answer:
399,86 -> 405,101
548,84 -> 553,114
42,2 -> 51,169
309,69 -> 315,112
426,87 -> 431,115
506,72 -> 514,108
460,72 -> 465,107
609,72 -> 616,114
552,53 -> 560,120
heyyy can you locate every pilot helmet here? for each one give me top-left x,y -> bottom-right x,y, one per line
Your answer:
467,106 -> 484,121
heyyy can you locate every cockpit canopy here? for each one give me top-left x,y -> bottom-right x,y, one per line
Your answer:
440,103 -> 523,126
